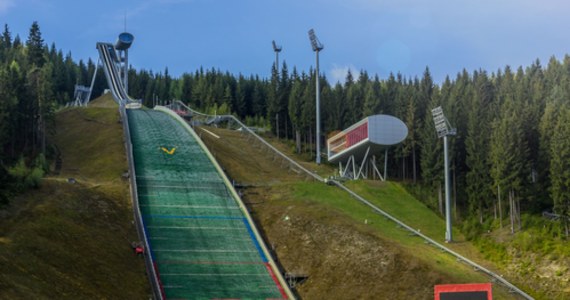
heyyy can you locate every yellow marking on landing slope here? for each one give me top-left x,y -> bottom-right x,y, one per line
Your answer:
161,147 -> 176,155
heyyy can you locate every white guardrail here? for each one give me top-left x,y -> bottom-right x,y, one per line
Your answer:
168,100 -> 534,300
120,106 -> 164,300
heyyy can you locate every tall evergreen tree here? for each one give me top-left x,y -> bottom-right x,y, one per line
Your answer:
2,24 -> 12,49
26,21 -> 45,67
288,73 -> 305,153
465,71 -> 493,222
550,107 -> 570,237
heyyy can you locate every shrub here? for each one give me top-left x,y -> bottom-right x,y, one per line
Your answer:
7,156 -> 45,191
26,166 -> 44,188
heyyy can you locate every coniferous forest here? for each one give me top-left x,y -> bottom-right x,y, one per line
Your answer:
1,22 -> 569,237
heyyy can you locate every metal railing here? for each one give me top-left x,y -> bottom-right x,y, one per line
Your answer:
332,181 -> 533,299
167,100 -> 323,182
120,106 -> 164,300
96,43 -> 138,106
168,99 -> 534,300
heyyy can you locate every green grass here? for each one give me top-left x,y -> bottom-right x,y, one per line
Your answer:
0,95 -> 150,299
0,181 -> 148,299
345,180 -> 464,244
270,181 -> 516,299
200,126 -> 524,299
55,106 -> 127,183
259,134 -> 336,177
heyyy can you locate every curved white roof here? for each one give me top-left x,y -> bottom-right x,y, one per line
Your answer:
327,114 -> 408,163
368,115 -> 408,145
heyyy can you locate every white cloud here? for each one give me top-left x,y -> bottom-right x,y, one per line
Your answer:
0,0 -> 15,14
329,64 -> 358,84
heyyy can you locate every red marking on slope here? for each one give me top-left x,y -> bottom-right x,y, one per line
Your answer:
153,261 -> 166,298
264,263 -> 288,299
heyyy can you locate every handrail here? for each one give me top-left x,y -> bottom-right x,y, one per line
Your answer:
96,43 -> 123,103
96,42 -> 136,105
168,100 -> 323,182
120,106 -> 164,300
171,100 -> 534,300
332,181 -> 533,300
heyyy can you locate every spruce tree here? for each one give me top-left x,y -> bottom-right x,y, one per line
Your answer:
2,24 -> 12,48
550,107 -> 570,237
26,21 -> 45,67
288,75 -> 305,153
465,71 -> 493,222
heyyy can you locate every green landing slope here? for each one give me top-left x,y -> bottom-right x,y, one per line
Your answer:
127,109 -> 287,299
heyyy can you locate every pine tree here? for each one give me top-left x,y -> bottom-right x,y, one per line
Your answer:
419,79 -> 445,205
251,80 -> 266,118
267,64 -> 280,136
288,74 -> 305,153
489,93 -> 528,233
2,24 -> 12,49
537,85 -> 566,208
0,65 -> 17,151
363,80 -> 380,116
465,71 -> 493,222
12,34 -> 21,48
278,62 -> 291,139
26,22 -> 45,67
550,107 -> 570,237
301,71 -> 316,155
221,83 -> 231,108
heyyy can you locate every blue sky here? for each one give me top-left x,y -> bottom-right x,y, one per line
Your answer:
1,0 -> 569,83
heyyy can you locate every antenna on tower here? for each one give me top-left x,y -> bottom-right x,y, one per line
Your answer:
272,40 -> 282,73
272,40 -> 282,53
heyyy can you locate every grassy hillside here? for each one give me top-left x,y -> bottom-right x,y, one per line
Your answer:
0,95 -> 150,299
235,128 -> 570,299
197,126 -> 520,299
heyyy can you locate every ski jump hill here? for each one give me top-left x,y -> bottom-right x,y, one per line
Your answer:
96,41 -> 292,299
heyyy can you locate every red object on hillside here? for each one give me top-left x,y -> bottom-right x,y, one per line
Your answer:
434,283 -> 492,300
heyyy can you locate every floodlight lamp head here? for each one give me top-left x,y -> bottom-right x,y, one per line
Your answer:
431,106 -> 456,138
308,29 -> 324,52
272,40 -> 282,52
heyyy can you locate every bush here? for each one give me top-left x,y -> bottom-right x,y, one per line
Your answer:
7,157 -> 29,190
462,217 -> 487,240
474,237 -> 508,265
34,153 -> 49,173
26,167 -> 44,188
7,156 -> 45,191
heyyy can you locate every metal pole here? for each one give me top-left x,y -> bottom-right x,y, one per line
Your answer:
384,148 -> 388,181
444,135 -> 453,242
86,59 -> 99,104
315,50 -> 321,164
124,49 -> 129,94
275,51 -> 279,73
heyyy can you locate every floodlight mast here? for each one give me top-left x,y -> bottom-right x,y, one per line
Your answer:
431,106 -> 456,243
308,29 -> 324,164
